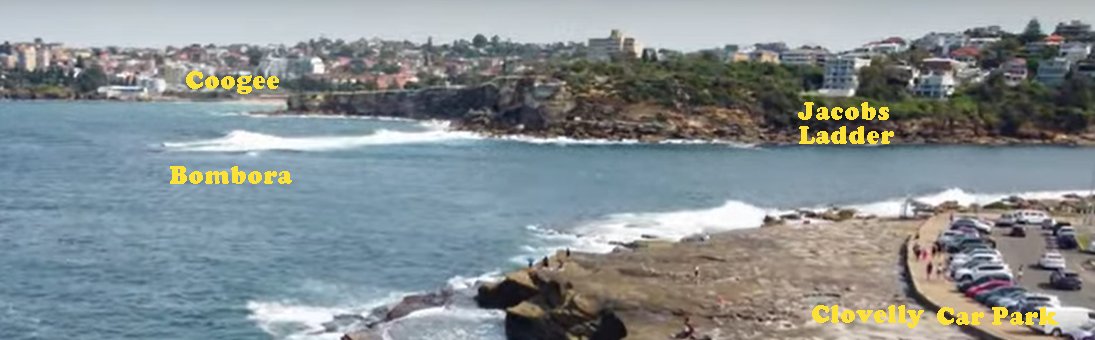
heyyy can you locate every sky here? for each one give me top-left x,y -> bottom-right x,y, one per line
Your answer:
5,0 -> 1095,51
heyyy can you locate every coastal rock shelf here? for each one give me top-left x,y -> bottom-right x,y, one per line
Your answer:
473,219 -> 971,340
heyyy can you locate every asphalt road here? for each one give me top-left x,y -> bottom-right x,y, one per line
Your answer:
991,220 -> 1095,309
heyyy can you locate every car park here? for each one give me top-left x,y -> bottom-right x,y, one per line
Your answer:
1050,270 -> 1084,291
1040,252 -> 1067,270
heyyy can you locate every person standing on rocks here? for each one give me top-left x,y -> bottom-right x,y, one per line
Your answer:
693,266 -> 701,283
541,256 -> 550,268
527,258 -> 534,269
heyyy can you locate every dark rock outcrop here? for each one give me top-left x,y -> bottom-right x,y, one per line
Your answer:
477,267 -> 626,340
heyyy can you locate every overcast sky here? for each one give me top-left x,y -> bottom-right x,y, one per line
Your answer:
5,0 -> 1095,51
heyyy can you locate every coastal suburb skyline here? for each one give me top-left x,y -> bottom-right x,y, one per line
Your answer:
6,0 -> 1095,51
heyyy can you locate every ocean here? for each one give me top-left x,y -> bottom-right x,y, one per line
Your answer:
2,101 -> 1094,340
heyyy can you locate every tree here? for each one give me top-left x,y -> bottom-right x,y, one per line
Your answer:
74,66 -> 108,93
472,34 -> 488,48
1019,18 -> 1046,43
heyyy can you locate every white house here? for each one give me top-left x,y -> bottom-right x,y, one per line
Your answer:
913,71 -> 957,99
818,54 -> 871,97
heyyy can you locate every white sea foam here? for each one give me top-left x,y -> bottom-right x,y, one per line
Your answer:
845,187 -> 1094,217
523,187 -> 1093,258
163,128 -> 481,152
491,134 -> 758,148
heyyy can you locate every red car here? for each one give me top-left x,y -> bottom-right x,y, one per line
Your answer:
965,280 -> 1013,297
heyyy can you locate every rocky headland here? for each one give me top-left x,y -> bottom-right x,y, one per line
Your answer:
281,77 -> 1095,146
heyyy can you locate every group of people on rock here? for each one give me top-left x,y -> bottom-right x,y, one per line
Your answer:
527,248 -> 572,270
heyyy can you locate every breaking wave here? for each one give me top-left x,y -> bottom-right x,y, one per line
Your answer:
163,128 -> 481,152
525,187 -> 1093,257
491,134 -> 758,148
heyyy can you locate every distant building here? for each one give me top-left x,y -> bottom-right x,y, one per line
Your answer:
913,71 -> 957,99
1059,42 -> 1092,62
920,58 -> 962,73
257,56 -> 290,79
1055,20 -> 1092,40
1076,61 -> 1095,79
35,47 -> 51,70
966,25 -> 1004,38
587,30 -> 642,62
749,50 -> 780,64
1001,58 -> 1028,86
0,53 -> 15,69
818,54 -> 871,97
913,32 -> 968,54
965,37 -> 1000,50
863,38 -> 908,55
17,45 -> 36,71
1036,57 -> 1072,87
779,47 -> 829,67
97,85 -> 148,99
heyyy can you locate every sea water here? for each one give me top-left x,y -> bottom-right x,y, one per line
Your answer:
2,101 -> 1094,340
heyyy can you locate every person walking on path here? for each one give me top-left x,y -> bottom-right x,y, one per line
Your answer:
1016,265 -> 1025,283
927,262 -> 934,280
913,244 -> 922,261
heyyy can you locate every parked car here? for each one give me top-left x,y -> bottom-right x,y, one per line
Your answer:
958,273 -> 1013,292
1057,226 -> 1078,237
950,258 -> 1005,278
955,263 -> 1012,282
975,286 -> 1025,304
1022,293 -> 1061,308
1009,226 -> 1027,237
948,238 -> 994,253
1033,307 -> 1095,336
1040,252 -> 1067,270
951,218 -> 992,234
965,280 -> 1013,297
951,254 -> 1003,270
951,248 -> 1001,263
1064,321 -> 1095,340
1050,270 -> 1083,290
986,289 -> 1030,307
1048,221 -> 1073,232
1014,210 -> 1051,225
996,213 -> 1017,227
1060,234 -> 1080,250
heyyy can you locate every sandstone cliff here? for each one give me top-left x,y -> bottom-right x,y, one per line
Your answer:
283,77 -> 1095,145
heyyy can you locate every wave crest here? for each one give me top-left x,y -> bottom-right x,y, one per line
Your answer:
163,128 -> 480,152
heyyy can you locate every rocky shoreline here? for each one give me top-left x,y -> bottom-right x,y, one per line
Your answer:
280,78 -> 1095,146
331,194 -> 1093,339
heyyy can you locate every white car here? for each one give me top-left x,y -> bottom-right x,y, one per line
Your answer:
954,263 -> 1012,282
1060,226 -> 1078,237
951,218 -> 993,234
1040,252 -> 1067,270
1022,293 -> 1061,308
1014,210 -> 1051,225
950,254 -> 1003,270
1065,321 -> 1095,340
996,213 -> 1018,227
